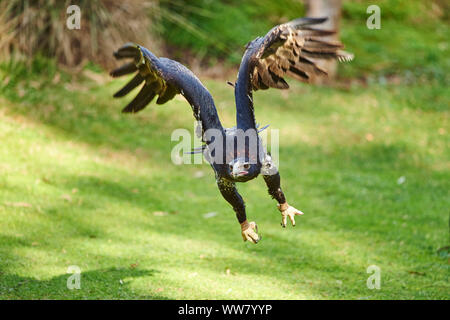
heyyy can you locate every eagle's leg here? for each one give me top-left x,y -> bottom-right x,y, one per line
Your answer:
217,177 -> 261,244
262,157 -> 304,228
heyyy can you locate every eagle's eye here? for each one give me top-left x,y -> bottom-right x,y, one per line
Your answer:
243,163 -> 250,170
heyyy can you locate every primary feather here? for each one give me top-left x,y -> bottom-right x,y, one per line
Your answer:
250,17 -> 353,90
233,17 -> 354,131
110,43 -> 224,135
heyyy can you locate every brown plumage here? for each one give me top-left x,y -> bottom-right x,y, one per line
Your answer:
248,17 -> 354,91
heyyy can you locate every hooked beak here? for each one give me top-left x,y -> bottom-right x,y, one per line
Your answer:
232,170 -> 248,177
232,165 -> 248,177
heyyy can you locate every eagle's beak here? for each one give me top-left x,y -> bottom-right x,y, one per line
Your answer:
232,163 -> 248,177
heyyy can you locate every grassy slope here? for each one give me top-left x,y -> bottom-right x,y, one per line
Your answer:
0,71 -> 448,299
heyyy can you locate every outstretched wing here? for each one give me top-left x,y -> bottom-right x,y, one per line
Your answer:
248,17 -> 353,90
110,43 -> 223,134
234,17 -> 353,130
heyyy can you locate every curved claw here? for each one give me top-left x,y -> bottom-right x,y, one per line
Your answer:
241,221 -> 261,244
278,203 -> 304,227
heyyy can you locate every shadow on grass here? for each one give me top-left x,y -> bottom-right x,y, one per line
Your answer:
0,267 -> 164,299
0,233 -> 166,299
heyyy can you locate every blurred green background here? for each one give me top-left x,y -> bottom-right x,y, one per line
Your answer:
0,0 -> 448,299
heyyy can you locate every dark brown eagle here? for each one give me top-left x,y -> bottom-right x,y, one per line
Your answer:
110,17 -> 353,244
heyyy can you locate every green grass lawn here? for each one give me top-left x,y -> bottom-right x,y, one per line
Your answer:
0,70 -> 448,299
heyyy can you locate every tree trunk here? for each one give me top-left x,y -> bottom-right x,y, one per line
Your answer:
305,0 -> 342,83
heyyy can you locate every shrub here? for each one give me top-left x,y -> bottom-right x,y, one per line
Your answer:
0,0 -> 160,69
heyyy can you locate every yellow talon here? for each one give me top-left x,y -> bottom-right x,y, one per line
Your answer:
240,220 -> 261,244
278,202 -> 304,227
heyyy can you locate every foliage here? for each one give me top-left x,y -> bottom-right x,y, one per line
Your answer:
159,0 -> 305,64
0,0 -> 448,80
159,0 -> 449,80
0,0 -> 159,68
340,0 -> 449,81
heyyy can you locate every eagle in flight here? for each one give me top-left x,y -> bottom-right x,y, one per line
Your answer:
110,17 -> 353,244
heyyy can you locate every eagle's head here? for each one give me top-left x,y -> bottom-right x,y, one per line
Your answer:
227,157 -> 261,182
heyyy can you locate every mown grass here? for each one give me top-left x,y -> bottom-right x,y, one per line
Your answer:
0,63 -> 448,299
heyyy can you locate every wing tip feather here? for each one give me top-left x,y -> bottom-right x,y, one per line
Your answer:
288,17 -> 328,28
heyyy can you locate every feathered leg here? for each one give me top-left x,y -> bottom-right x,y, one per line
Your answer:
262,156 -> 304,227
216,177 -> 261,243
